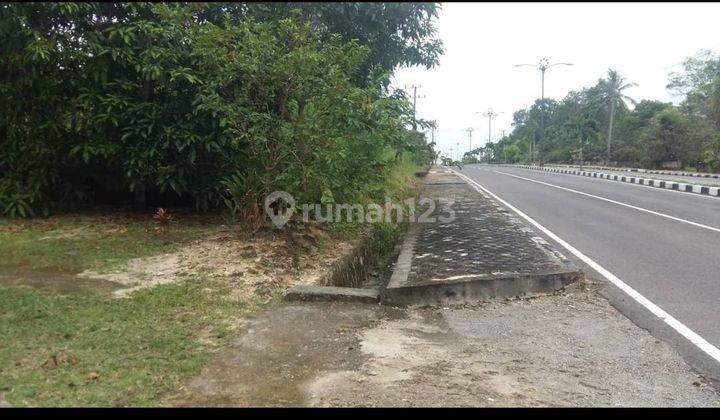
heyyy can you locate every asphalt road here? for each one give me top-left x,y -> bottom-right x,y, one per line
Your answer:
458,164 -> 720,383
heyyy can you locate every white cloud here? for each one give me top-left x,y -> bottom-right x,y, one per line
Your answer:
392,2 -> 720,158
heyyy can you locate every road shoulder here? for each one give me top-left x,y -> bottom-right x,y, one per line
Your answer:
164,281 -> 720,407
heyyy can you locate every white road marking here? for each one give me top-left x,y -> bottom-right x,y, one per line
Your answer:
492,170 -> 720,234
448,167 -> 720,364
474,165 -> 720,200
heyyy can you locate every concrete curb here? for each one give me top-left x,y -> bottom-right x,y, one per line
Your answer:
284,285 -> 380,303
382,270 -> 580,307
510,165 -> 720,198
385,222 -> 421,294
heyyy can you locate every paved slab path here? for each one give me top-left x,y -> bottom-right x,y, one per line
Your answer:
384,167 -> 579,305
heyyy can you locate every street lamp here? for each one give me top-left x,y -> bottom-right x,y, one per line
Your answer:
466,127 -> 474,156
476,108 -> 503,144
514,58 -> 573,103
514,58 -> 573,152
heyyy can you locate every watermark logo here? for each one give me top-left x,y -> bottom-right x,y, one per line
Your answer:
263,192 -> 455,227
264,190 -> 295,228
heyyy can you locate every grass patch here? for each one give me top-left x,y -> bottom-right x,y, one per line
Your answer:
326,156 -> 426,239
325,157 -> 426,271
0,212 -> 226,273
0,210 -> 259,406
0,279 -> 264,406
382,155 -> 427,200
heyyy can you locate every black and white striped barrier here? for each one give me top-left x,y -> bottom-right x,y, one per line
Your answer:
544,164 -> 720,179
511,165 -> 720,198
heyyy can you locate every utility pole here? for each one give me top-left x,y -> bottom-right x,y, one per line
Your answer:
465,127 -> 474,156
514,58 -> 573,142
531,131 -> 536,165
405,84 -> 425,131
456,141 -> 460,161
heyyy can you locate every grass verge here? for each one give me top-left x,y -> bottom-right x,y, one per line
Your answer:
0,279 -> 264,406
0,212 -> 226,273
326,157 -> 427,277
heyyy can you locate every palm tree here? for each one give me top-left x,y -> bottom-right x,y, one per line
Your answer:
600,69 -> 637,165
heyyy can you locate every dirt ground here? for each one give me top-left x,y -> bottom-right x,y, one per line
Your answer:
82,222 -> 354,298
3,219 -> 358,300
164,280 -> 720,407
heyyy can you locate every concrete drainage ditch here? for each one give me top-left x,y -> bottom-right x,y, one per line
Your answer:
284,166 -> 582,307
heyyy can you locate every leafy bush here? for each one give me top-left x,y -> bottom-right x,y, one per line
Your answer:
0,3 -> 439,218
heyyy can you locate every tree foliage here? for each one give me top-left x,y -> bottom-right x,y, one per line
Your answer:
241,2 -> 444,73
484,54 -> 720,172
0,2 -> 441,217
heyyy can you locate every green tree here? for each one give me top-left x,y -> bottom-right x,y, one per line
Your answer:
598,69 -> 637,164
709,77 -> 720,124
667,49 -> 720,120
612,100 -> 670,166
504,144 -> 521,163
702,134 -> 720,171
491,51 -> 720,171
640,108 -> 690,168
666,50 -> 720,170
241,2 -> 444,78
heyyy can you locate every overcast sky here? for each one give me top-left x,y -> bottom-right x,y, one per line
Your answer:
392,2 -> 720,159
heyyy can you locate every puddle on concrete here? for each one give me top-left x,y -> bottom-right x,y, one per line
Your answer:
0,266 -> 126,296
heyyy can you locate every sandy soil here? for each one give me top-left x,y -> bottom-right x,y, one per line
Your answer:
77,223 -> 357,298
165,281 -> 720,407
